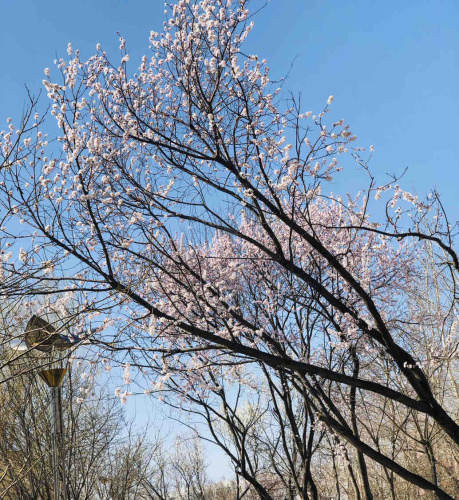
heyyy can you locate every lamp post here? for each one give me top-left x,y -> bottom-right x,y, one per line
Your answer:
39,368 -> 68,500
23,315 -> 77,500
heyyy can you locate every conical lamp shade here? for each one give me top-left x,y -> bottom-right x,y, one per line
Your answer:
38,368 -> 67,387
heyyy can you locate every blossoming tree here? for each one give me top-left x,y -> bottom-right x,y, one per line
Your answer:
1,0 -> 459,498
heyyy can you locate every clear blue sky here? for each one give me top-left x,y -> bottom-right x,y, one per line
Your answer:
1,0 -> 458,478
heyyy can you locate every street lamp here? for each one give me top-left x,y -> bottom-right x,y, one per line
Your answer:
23,314 -> 78,500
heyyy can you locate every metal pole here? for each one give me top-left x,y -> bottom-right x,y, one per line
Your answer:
40,368 -> 67,500
50,386 -> 68,499
50,386 -> 61,500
